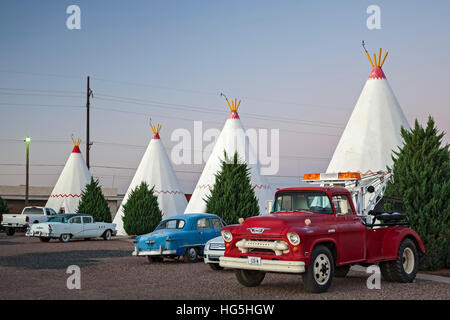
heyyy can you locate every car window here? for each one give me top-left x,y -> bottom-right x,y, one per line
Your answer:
22,207 -> 44,215
156,219 -> 186,230
82,216 -> 92,224
49,209 -> 57,215
212,218 -> 224,229
197,218 -> 211,229
47,216 -> 68,223
332,195 -> 354,215
70,217 -> 82,224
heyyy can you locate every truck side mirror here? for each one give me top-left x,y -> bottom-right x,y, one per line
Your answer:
265,200 -> 273,214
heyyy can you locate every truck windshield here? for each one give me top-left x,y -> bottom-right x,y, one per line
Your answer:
47,216 -> 68,223
22,207 -> 43,215
273,191 -> 333,214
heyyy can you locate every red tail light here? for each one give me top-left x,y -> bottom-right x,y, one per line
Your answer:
1,215 -> 3,222
26,216 -> 29,222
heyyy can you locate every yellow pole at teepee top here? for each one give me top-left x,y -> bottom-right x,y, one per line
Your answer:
378,48 -> 382,67
380,51 -> 389,68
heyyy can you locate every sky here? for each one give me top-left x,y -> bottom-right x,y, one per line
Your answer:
0,0 -> 449,194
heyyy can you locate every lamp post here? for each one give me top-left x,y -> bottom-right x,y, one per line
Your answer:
24,137 -> 31,206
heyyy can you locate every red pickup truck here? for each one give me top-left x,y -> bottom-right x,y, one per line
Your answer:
219,176 -> 425,293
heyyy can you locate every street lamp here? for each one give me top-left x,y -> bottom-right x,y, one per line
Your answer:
24,137 -> 31,206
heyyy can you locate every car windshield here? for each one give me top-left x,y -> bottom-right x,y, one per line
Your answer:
156,219 -> 186,230
273,191 -> 333,214
47,216 -> 68,223
22,207 -> 43,215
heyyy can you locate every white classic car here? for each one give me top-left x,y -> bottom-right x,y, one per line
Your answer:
26,213 -> 116,243
204,236 -> 226,270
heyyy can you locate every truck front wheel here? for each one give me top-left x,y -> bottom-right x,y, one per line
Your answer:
235,269 -> 266,287
303,245 -> 334,293
389,238 -> 419,283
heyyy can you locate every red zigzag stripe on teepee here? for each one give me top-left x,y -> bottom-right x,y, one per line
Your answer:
196,184 -> 271,190
50,194 -> 82,198
152,190 -> 184,195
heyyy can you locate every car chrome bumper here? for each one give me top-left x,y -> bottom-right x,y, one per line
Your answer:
132,247 -> 176,256
203,248 -> 224,264
25,231 -> 52,237
219,257 -> 305,273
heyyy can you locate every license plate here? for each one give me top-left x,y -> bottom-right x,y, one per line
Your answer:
248,256 -> 261,265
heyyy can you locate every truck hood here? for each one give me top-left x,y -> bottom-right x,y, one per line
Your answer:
233,212 -> 326,237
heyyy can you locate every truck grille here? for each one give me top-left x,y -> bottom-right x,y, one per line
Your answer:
236,239 -> 289,256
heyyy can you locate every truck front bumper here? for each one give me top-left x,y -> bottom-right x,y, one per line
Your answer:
219,257 -> 305,274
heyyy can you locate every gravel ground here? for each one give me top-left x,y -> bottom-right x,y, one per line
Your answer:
0,234 -> 449,300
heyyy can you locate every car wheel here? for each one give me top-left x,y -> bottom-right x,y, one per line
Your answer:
147,256 -> 164,263
302,245 -> 334,293
334,265 -> 350,278
183,247 -> 199,263
39,237 -> 51,242
59,234 -> 71,243
209,263 -> 224,271
235,269 -> 266,287
6,227 -> 15,236
389,238 -> 419,283
102,230 -> 112,241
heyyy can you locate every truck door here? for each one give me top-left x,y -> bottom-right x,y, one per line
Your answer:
333,195 -> 366,264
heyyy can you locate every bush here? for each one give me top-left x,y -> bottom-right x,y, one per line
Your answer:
205,151 -> 260,225
76,177 -> 111,222
384,116 -> 450,270
122,182 -> 162,235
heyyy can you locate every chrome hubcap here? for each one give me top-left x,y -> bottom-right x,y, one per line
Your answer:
313,253 -> 331,285
402,248 -> 414,274
188,248 -> 196,259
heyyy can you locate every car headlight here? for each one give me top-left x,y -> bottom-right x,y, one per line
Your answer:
286,232 -> 300,245
221,230 -> 233,242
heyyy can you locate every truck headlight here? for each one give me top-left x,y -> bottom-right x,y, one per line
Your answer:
221,230 -> 233,242
287,232 -> 300,245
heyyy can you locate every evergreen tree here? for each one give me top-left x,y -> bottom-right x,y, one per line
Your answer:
0,195 -> 9,231
122,182 -> 162,235
384,116 -> 450,270
205,151 -> 260,225
76,177 -> 112,222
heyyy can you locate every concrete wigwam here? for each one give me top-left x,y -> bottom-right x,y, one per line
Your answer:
113,124 -> 187,235
45,138 -> 91,213
327,48 -> 410,174
185,98 -> 274,215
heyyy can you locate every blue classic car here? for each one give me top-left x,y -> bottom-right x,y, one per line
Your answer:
132,213 -> 226,263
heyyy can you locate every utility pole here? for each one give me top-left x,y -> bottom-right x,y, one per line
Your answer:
24,137 -> 31,206
86,76 -> 93,169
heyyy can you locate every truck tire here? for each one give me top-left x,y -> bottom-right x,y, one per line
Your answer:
303,245 -> 334,293
389,238 -> 419,283
102,230 -> 112,241
208,263 -> 224,271
59,234 -> 71,243
147,256 -> 164,263
379,262 -> 395,282
39,237 -> 51,242
6,227 -> 15,236
183,247 -> 199,263
334,265 -> 350,278
235,269 -> 266,287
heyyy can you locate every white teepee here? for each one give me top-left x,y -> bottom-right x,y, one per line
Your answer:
185,98 -> 274,215
327,48 -> 410,174
46,138 -> 91,213
113,124 -> 187,235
